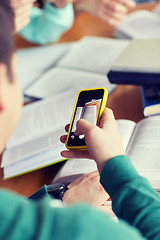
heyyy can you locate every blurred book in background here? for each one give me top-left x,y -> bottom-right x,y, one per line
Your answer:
113,10 -> 160,39
108,39 -> 160,86
141,86 -> 160,117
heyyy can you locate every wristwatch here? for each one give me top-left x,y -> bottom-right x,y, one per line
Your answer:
47,183 -> 68,200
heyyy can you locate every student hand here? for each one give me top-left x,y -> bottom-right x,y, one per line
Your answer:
48,0 -> 78,8
60,108 -> 125,173
10,0 -> 35,33
63,171 -> 110,209
74,0 -> 136,25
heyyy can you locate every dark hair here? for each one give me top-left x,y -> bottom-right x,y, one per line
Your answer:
0,0 -> 14,81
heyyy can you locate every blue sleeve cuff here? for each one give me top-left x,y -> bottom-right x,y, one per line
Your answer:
28,185 -> 50,200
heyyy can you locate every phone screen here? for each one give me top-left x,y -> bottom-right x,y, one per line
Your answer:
67,88 -> 106,148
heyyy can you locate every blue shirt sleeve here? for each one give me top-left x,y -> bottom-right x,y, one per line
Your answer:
28,185 -> 51,200
0,188 -> 145,240
100,155 -> 160,240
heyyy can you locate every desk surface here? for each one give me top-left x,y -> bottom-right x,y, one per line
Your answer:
1,2 -> 157,197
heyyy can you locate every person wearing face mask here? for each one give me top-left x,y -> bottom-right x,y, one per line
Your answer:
12,0 -> 74,44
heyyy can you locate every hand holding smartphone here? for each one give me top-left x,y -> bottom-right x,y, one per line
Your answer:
65,88 -> 108,150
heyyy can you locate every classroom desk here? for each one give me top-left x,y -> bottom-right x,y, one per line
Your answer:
1,2 -> 158,198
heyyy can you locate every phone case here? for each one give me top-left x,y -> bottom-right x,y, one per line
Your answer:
65,87 -> 108,150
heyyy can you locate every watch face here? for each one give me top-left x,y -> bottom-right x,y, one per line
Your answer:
47,183 -> 68,200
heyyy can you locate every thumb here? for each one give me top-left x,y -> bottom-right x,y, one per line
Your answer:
74,119 -> 94,136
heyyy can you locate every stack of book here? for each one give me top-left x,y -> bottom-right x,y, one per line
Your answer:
141,86 -> 160,117
107,38 -> 160,117
107,39 -> 160,86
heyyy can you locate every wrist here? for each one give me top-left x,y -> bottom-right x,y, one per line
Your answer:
97,162 -> 108,174
97,154 -> 126,174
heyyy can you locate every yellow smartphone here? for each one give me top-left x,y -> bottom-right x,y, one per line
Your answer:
65,88 -> 108,150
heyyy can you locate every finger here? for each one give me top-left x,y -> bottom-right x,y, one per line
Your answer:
103,8 -> 126,21
60,135 -> 67,143
114,0 -> 136,8
11,0 -> 34,8
99,108 -> 115,129
61,150 -> 92,159
14,7 -> 32,31
101,12 -> 125,24
15,17 -> 30,32
97,9 -> 124,25
74,119 -> 94,136
104,1 -> 128,15
14,8 -> 31,22
13,2 -> 33,14
65,124 -> 70,133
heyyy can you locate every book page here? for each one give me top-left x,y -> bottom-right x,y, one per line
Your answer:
17,42 -> 73,90
114,10 -> 160,39
3,144 -> 67,179
57,36 -> 129,74
116,119 -> 136,151
6,90 -> 75,149
110,39 -> 160,73
126,115 -> 160,189
24,66 -> 116,99
2,128 -> 66,167
52,158 -> 97,184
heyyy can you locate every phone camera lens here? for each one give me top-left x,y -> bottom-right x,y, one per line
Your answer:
71,135 -> 75,139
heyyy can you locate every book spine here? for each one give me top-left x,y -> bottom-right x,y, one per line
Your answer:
107,71 -> 160,86
141,86 -> 160,117
141,86 -> 147,117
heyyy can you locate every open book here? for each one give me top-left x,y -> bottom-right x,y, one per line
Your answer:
113,10 -> 160,39
1,92 -> 73,179
17,42 -> 73,91
23,36 -> 129,99
53,115 -> 160,190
